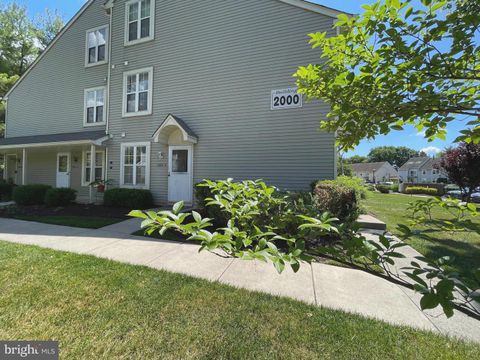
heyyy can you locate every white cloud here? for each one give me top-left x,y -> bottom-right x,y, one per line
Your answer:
420,146 -> 441,156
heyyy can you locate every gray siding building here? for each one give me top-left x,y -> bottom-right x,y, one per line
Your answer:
1,0 -> 344,204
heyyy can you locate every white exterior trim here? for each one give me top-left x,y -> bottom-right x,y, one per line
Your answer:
124,0 -> 156,47
84,86 -> 107,127
81,149 -> 106,187
277,0 -> 350,18
4,0 -> 97,99
168,145 -> 194,204
0,137 -> 110,151
84,24 -> 109,68
120,142 -> 151,189
122,67 -> 154,118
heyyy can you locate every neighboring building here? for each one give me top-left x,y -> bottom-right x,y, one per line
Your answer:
1,0 -> 348,204
351,162 -> 399,183
398,157 -> 445,183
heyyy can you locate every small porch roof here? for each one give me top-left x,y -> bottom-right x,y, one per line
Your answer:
152,114 -> 198,144
0,130 -> 109,150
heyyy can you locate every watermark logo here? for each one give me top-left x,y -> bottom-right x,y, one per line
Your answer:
0,341 -> 58,360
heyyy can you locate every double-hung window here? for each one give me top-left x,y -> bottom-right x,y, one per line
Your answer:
82,151 -> 105,186
120,143 -> 150,188
123,67 -> 153,117
125,0 -> 154,45
84,87 -> 106,126
86,26 -> 108,66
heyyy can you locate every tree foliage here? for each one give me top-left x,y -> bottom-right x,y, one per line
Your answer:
295,0 -> 480,150
438,142 -> 480,199
367,146 -> 425,167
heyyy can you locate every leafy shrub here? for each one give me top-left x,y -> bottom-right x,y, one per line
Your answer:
376,184 -> 390,194
436,177 -> 448,184
13,184 -> 52,205
104,188 -> 153,208
194,181 -> 229,226
389,183 -> 399,192
44,188 -> 77,207
0,181 -> 15,201
130,179 -> 339,274
313,182 -> 359,222
405,186 -> 439,195
318,176 -> 368,201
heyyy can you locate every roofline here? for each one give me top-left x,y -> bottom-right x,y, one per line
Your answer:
4,0 -> 97,99
0,137 -> 109,151
276,0 -> 353,18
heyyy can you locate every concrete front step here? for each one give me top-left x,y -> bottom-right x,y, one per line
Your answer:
357,214 -> 387,231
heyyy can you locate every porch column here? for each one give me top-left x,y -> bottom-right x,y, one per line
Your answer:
22,148 -> 26,185
89,144 -> 95,204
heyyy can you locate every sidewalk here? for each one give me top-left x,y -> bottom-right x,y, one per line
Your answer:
0,217 -> 479,343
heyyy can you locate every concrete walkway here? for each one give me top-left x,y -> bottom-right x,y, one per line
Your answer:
0,217 -> 479,343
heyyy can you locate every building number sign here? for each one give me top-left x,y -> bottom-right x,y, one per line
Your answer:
271,88 -> 303,110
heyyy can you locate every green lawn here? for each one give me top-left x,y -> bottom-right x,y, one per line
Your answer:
363,192 -> 480,277
0,241 -> 477,359
13,215 -> 123,229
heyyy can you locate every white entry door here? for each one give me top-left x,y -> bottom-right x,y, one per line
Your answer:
168,146 -> 193,203
56,153 -> 71,188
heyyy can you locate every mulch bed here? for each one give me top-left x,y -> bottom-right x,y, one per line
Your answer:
0,203 -> 132,219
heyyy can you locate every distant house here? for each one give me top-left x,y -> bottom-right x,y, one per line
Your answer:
398,157 -> 445,183
351,162 -> 399,183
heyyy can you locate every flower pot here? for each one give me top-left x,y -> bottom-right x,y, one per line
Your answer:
97,184 -> 105,193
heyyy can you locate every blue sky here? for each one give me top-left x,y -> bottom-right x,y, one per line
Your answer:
11,0 -> 467,157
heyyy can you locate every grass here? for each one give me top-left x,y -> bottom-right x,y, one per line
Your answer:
13,215 -> 123,229
363,192 -> 480,277
0,241 -> 478,359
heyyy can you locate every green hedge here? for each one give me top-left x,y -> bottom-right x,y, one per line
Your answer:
44,188 -> 77,207
405,186 -> 439,195
0,182 -> 15,201
13,184 -> 52,205
316,176 -> 368,201
194,181 -> 229,226
313,182 -> 360,222
104,188 -> 153,209
376,184 -> 390,194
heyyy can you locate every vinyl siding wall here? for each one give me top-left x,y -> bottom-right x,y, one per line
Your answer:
107,0 -> 336,204
6,0 -> 109,137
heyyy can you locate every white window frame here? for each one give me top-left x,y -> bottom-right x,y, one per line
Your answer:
120,142 -> 151,189
81,150 -> 106,187
124,0 -> 155,46
122,67 -> 153,117
85,25 -> 109,67
84,86 -> 107,127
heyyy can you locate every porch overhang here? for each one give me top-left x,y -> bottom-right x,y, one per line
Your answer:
0,130 -> 110,150
152,114 -> 198,144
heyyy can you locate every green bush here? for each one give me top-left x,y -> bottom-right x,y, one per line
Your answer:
405,186 -> 439,195
376,184 -> 390,194
13,184 -> 52,205
0,181 -> 15,201
194,181 -> 229,226
44,188 -> 77,207
104,188 -> 153,208
313,182 -> 360,222
389,183 -> 399,192
318,176 -> 368,201
436,177 -> 448,184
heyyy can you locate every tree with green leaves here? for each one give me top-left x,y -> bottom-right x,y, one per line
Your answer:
295,0 -> 480,150
367,146 -> 425,167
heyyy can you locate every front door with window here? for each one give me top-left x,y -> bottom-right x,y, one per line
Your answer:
56,153 -> 71,188
6,155 -> 18,184
168,146 -> 192,203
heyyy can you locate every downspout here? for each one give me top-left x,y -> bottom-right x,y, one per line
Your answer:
104,2 -> 114,189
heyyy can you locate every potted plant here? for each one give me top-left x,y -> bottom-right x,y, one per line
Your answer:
89,179 -> 112,193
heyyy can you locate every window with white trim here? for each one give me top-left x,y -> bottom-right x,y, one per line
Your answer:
123,67 -> 153,117
82,151 -> 105,186
125,0 -> 154,45
120,143 -> 150,188
84,87 -> 106,126
86,26 -> 108,66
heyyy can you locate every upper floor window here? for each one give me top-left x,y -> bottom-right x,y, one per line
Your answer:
125,0 -> 155,45
84,87 -> 106,126
86,26 -> 108,66
122,67 -> 153,117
